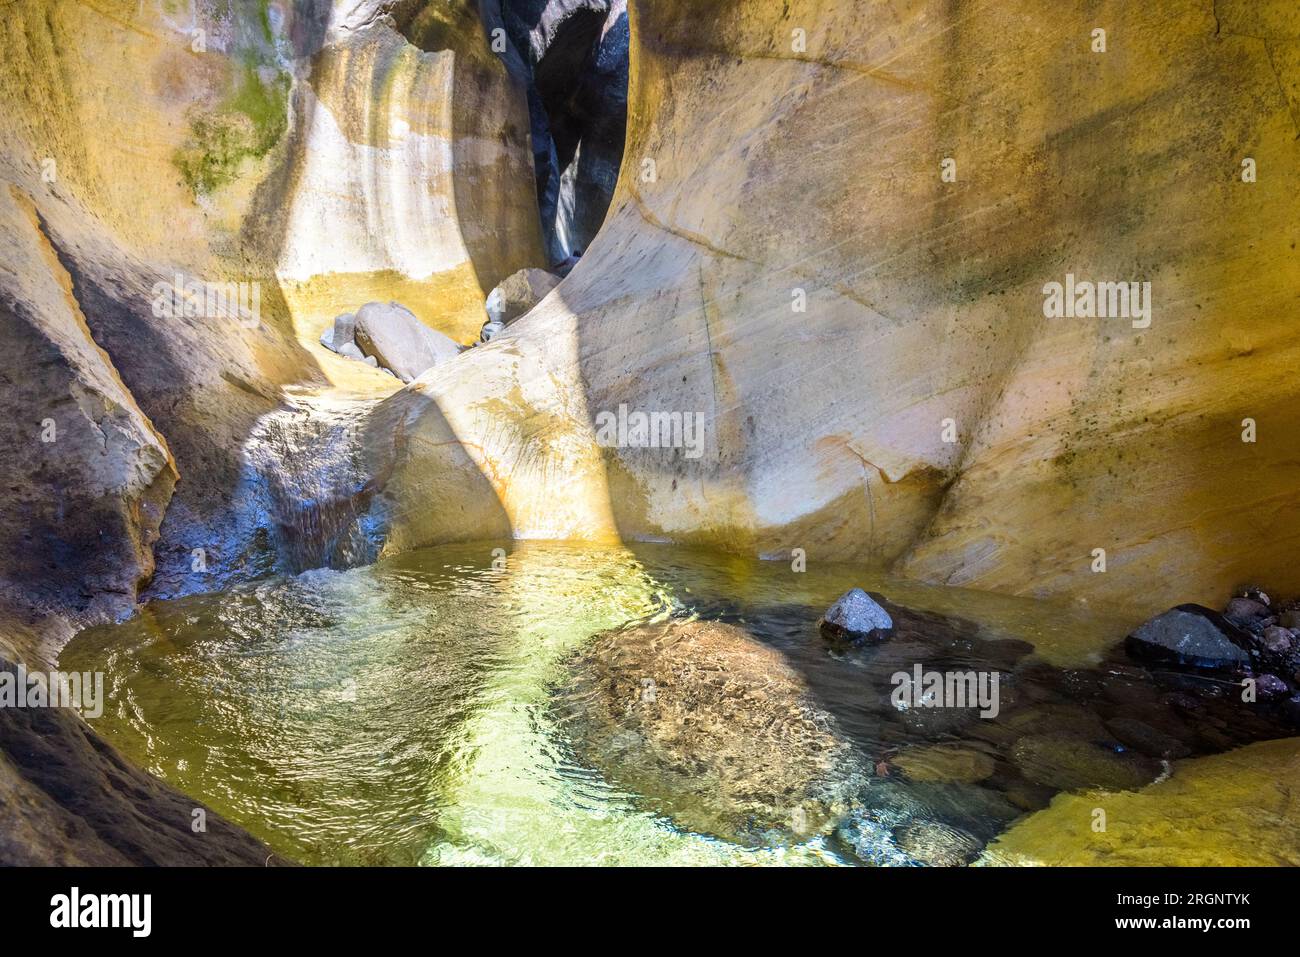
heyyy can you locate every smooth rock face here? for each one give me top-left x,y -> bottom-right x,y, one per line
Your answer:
354,302 -> 462,382
367,0 -> 1300,615
818,588 -> 894,643
0,189 -> 176,627
484,267 -> 562,325
276,17 -> 547,344
559,619 -> 865,844
1125,605 -> 1254,672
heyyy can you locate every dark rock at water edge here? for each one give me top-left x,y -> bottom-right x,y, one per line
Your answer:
818,587 -> 894,643
0,658 -> 289,865
1125,604 -> 1254,673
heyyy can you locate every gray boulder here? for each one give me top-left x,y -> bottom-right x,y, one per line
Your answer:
353,301 -> 461,382
479,320 -> 507,344
818,588 -> 894,643
485,268 -> 561,326
1125,604 -> 1253,672
336,339 -> 366,361
333,311 -> 357,345
320,312 -> 361,359
1262,625 -> 1295,655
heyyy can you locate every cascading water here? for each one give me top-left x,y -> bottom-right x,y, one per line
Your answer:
236,390 -> 386,574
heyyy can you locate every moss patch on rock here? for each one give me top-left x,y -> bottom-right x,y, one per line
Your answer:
175,62 -> 289,196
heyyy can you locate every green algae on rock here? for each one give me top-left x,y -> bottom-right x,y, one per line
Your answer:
981,738 -> 1300,866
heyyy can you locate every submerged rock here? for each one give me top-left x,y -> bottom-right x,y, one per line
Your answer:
1104,717 -> 1192,760
485,268 -> 561,326
354,301 -> 462,382
1012,733 -> 1161,792
1125,604 -> 1253,673
892,745 -> 996,784
818,588 -> 894,643
893,819 -> 982,867
983,737 -> 1300,866
559,619 -> 866,844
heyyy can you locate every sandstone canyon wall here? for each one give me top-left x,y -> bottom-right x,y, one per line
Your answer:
0,0 -> 1298,863
0,0 -> 543,862
371,0 -> 1300,616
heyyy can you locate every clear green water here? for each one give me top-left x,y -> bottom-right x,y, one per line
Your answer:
62,540 -> 1171,866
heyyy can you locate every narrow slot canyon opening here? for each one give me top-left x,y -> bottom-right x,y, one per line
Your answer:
495,1 -> 629,267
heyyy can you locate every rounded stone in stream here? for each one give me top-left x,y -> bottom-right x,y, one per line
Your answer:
1225,596 -> 1271,620
354,301 -> 462,382
818,588 -> 894,643
892,745 -> 996,784
1254,673 -> 1290,700
1125,604 -> 1253,673
893,820 -> 982,867
1262,625 -> 1295,655
558,619 -> 867,845
1104,716 -> 1192,760
1012,733 -> 1161,792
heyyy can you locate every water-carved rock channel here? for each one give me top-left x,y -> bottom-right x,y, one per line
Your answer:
61,542 -> 1300,866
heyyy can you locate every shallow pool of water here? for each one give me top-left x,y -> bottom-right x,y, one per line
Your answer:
62,541 -> 1287,865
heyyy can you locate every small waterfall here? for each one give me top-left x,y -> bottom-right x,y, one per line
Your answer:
237,391 -> 385,574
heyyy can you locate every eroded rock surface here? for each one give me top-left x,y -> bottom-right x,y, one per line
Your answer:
367,0 -> 1300,616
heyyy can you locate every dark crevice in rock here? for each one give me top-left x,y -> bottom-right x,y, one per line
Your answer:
486,0 -> 629,264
